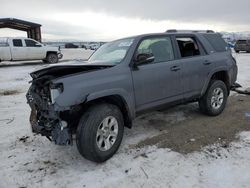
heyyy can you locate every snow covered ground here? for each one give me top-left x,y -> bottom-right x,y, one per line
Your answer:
0,49 -> 94,66
61,49 -> 94,61
0,51 -> 250,188
234,53 -> 250,87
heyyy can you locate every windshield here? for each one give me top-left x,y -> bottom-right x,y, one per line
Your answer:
89,38 -> 134,65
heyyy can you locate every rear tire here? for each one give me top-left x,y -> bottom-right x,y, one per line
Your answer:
235,50 -> 239,53
46,53 -> 58,64
199,80 -> 228,116
76,103 -> 124,163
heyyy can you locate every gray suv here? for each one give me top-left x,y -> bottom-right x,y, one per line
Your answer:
26,30 -> 238,162
234,39 -> 250,53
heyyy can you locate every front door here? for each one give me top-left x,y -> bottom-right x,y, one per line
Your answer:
131,36 -> 183,111
24,39 -> 45,60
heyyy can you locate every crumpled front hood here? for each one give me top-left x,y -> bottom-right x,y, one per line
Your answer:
30,60 -> 114,79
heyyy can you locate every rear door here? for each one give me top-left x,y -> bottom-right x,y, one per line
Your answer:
11,39 -> 27,60
173,35 -> 214,98
131,36 -> 183,111
0,38 -> 11,60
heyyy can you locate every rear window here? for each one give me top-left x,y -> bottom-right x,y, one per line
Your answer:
236,40 -> 247,44
203,33 -> 227,52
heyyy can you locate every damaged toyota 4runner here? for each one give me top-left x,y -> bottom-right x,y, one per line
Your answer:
26,30 -> 238,162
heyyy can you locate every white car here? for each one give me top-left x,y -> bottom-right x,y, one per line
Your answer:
0,37 -> 63,63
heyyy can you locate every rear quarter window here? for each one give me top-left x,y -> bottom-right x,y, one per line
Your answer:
203,34 -> 227,52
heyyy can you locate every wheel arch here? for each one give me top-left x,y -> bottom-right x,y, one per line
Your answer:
46,51 -> 58,56
84,94 -> 134,128
201,69 -> 230,96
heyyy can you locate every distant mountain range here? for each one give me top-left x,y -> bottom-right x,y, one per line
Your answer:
221,32 -> 250,42
42,31 -> 250,44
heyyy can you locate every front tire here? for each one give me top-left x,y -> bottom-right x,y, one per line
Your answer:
76,103 -> 124,163
199,80 -> 228,116
46,53 -> 58,64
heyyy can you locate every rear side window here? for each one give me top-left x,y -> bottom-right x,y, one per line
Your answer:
13,39 -> 23,47
203,34 -> 227,52
176,37 -> 201,58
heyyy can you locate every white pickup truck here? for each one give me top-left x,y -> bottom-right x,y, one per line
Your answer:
0,37 -> 63,63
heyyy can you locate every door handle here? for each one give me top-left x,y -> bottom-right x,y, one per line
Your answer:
203,60 -> 211,65
170,66 -> 181,71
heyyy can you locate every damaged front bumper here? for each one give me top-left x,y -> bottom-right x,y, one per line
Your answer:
27,87 -> 72,145
58,52 -> 63,59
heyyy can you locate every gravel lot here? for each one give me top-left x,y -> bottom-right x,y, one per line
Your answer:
134,95 -> 250,153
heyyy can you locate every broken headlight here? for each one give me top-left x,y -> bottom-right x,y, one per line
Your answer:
50,83 -> 64,104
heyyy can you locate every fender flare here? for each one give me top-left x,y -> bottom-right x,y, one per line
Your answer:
201,67 -> 229,96
46,51 -> 58,56
86,88 -> 136,122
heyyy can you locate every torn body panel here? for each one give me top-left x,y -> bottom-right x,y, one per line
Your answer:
26,63 -> 117,145
27,81 -> 72,145
30,62 -> 113,79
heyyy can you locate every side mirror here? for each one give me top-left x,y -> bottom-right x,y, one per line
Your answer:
35,43 -> 42,47
134,53 -> 155,66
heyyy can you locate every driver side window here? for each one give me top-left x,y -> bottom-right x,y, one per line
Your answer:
25,39 -> 41,47
137,37 -> 174,64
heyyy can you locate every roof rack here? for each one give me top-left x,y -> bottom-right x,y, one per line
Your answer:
166,29 -> 215,33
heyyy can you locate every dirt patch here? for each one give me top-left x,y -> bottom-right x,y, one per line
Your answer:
133,95 -> 250,154
0,89 -> 20,96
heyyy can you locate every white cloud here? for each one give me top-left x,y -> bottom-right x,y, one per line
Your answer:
39,11 -> 221,41
0,28 -> 27,38
1,0 -> 250,40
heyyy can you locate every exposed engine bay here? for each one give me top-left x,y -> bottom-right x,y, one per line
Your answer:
26,64 -> 112,145
27,75 -> 73,145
